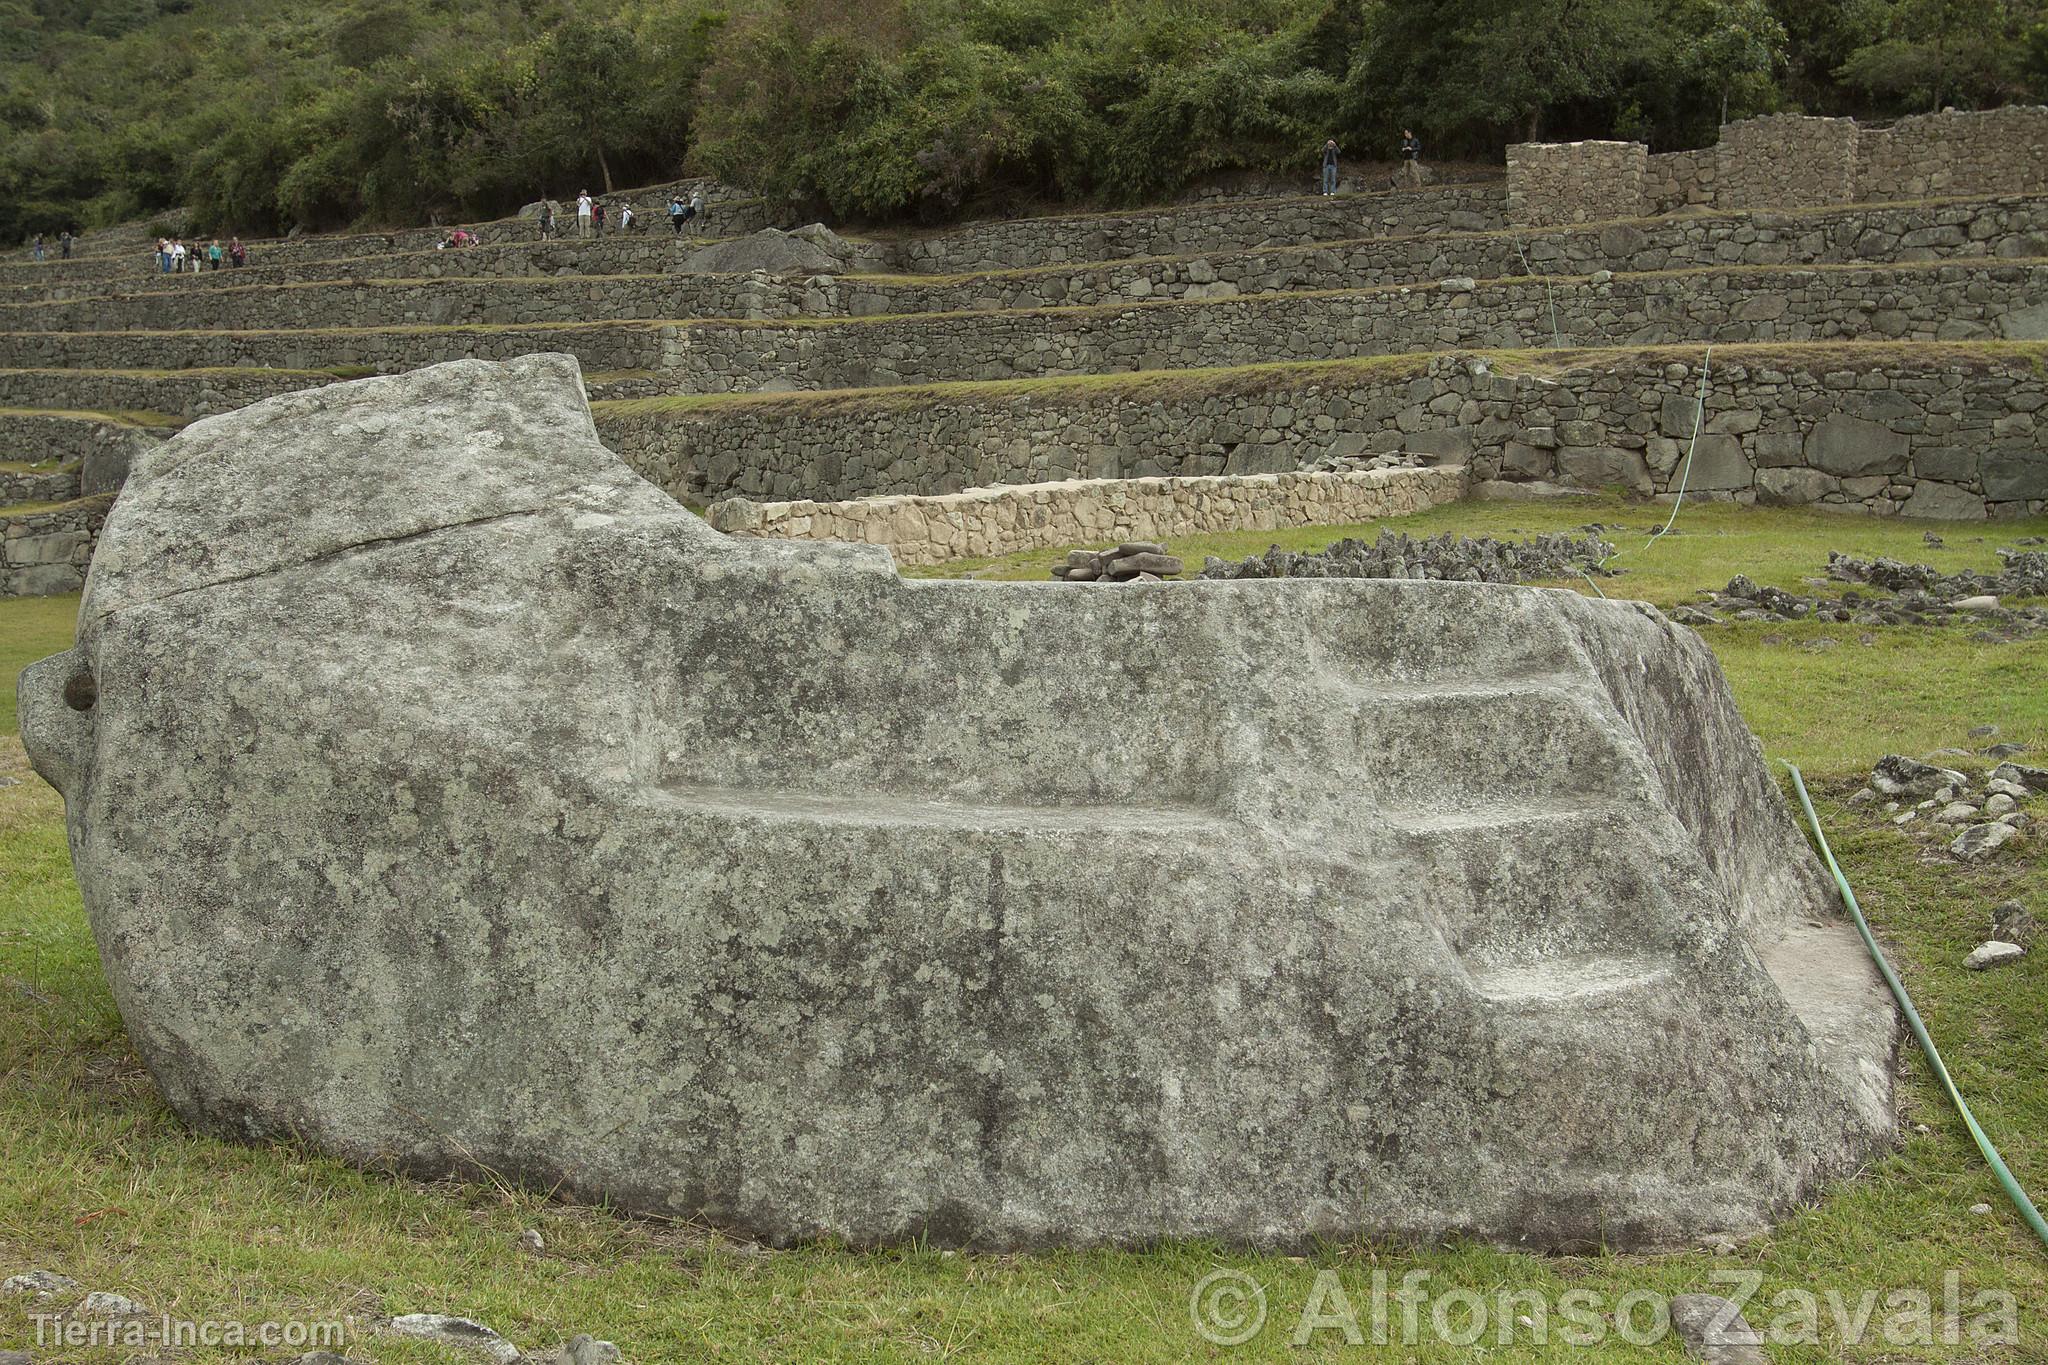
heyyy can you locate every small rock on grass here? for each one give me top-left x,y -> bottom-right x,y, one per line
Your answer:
0,1350 -> 34,1365
1871,754 -> 1967,798
561,1335 -> 622,1365
1,1271 -> 77,1300
80,1290 -> 147,1318
517,1228 -> 545,1254
1964,941 -> 2026,970
385,1314 -> 521,1364
1669,1293 -> 1766,1365
1951,822 -> 2021,862
1992,900 -> 2037,946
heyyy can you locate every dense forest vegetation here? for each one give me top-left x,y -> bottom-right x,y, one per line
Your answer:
4,0 -> 2046,241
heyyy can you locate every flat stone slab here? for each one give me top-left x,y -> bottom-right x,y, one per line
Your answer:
19,355 -> 1896,1252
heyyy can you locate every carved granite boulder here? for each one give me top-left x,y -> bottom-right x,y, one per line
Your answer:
20,355 -> 1895,1250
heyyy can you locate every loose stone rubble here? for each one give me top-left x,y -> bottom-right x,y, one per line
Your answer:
1850,755 -> 2038,863
18,355 -> 1897,1252
1050,541 -> 1186,582
1670,548 -> 2048,635
1197,527 -> 1616,583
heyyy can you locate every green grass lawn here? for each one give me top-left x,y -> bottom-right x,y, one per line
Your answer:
3,494 -> 2045,1362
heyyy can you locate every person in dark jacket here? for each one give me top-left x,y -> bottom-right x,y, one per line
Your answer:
1400,129 -> 1423,185
1320,139 -> 1339,196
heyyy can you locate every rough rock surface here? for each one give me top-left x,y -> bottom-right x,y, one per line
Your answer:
19,356 -> 1896,1252
680,226 -> 849,275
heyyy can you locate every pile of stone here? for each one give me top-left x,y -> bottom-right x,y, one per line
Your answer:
1828,547 -> 2048,600
1672,548 -> 2048,634
1305,450 -> 1430,474
1197,528 -> 1615,583
1848,754 -> 2043,861
1051,541 -> 1185,582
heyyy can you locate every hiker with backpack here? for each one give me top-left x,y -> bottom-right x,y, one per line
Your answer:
539,201 -> 556,241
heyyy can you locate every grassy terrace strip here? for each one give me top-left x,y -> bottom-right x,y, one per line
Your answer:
591,339 -> 2048,419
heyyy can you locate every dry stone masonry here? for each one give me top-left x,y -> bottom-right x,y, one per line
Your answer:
19,356 -> 1897,1251
1,118 -> 2045,592
602,345 -> 2048,519
1511,107 -> 2048,227
704,466 -> 1466,567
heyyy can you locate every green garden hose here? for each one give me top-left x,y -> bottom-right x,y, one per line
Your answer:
1782,761 -> 2048,1251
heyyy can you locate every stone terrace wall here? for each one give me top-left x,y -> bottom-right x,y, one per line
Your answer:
0,463 -> 80,503
1860,107 -> 2048,202
877,184 -> 1505,273
705,466 -> 1469,566
1504,142 -> 1648,227
12,194 -> 2048,331
1642,148 -> 1716,215
0,411 -> 167,473
1514,108 -> 2048,225
1719,116 -> 1860,211
0,323 -> 682,376
685,263 -> 2048,392
10,262 -> 2043,393
0,233 -> 803,298
2,493 -> 110,596
596,347 -> 2048,519
0,367 -> 336,418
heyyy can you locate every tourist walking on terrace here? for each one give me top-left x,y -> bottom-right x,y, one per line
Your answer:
668,195 -> 687,233
538,200 -> 555,241
1321,139 -> 1339,196
576,190 -> 593,237
618,203 -> 635,231
155,237 -> 170,273
32,233 -> 44,261
59,229 -> 72,259
592,198 -> 607,236
169,238 -> 187,273
689,187 -> 705,228
208,239 -> 224,270
229,236 -> 246,268
1400,128 -> 1423,185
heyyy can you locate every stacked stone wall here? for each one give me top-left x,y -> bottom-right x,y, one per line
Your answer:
1718,116 -> 1860,211
1642,149 -> 1716,215
1504,142 -> 1648,227
2,493 -> 110,596
0,464 -> 80,503
0,411 -> 166,475
875,184 -> 1505,273
706,466 -> 1469,566
1859,107 -> 2048,201
596,347 -> 2048,519
0,367 -> 333,418
1511,107 -> 2048,224
11,194 -> 2048,333
8,262 -> 2042,394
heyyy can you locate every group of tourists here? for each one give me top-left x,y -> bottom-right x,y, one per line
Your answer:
1318,129 -> 1425,196
28,231 -> 74,261
534,187 -> 705,240
154,236 -> 246,273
